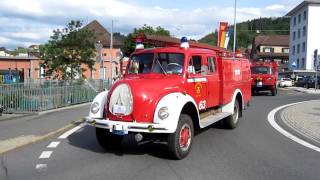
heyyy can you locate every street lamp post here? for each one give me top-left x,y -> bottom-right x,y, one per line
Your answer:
233,0 -> 237,58
110,20 -> 114,85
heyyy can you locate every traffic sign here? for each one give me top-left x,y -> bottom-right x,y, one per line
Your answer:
291,61 -> 297,69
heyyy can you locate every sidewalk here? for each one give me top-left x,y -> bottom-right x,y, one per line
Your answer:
286,87 -> 320,94
0,103 -> 90,154
280,100 -> 320,145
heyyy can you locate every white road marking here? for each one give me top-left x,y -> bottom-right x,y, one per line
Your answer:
47,141 -> 60,148
39,151 -> 53,159
267,100 -> 320,153
58,123 -> 84,139
35,164 -> 47,171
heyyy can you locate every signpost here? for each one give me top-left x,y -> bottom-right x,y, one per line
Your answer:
314,49 -> 319,90
291,61 -> 297,79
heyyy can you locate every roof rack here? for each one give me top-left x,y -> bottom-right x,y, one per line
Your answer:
135,34 -> 236,58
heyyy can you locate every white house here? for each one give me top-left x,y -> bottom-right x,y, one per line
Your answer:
287,0 -> 320,72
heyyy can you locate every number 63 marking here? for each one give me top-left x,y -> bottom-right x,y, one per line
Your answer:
199,100 -> 206,110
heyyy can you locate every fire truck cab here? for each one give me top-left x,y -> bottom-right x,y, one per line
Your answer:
250,61 -> 278,96
86,37 -> 251,159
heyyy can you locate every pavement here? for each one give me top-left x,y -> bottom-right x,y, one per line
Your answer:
285,86 -> 320,94
279,100 -> 320,146
0,103 -> 90,154
1,88 -> 320,180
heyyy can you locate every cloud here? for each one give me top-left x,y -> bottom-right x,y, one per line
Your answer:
0,0 -> 296,49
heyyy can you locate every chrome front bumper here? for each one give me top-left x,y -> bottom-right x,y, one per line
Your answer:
84,116 -> 169,134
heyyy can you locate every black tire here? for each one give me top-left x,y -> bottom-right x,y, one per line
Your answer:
306,84 -> 309,89
223,100 -> 240,129
96,128 -> 123,150
271,87 -> 277,96
168,114 -> 194,160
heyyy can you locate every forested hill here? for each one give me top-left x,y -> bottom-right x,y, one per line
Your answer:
198,17 -> 290,49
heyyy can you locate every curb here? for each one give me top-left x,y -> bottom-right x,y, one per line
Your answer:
37,102 -> 91,115
0,103 -> 91,122
0,118 -> 85,155
267,100 -> 320,153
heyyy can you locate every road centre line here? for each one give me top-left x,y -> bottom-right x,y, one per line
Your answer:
267,100 -> 320,153
47,141 -> 60,148
39,151 -> 53,159
58,123 -> 85,139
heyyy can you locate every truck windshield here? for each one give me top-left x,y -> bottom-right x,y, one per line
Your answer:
251,66 -> 271,74
128,53 -> 184,75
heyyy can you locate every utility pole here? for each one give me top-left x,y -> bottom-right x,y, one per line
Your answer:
233,0 -> 237,58
110,20 -> 114,85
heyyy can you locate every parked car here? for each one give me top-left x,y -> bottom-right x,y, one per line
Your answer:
305,77 -> 320,89
279,78 -> 293,87
295,76 -> 311,87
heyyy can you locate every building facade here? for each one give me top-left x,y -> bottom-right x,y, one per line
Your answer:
251,35 -> 290,73
287,0 -> 320,71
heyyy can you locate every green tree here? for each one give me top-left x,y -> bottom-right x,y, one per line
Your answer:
40,20 -> 96,80
123,24 -> 170,56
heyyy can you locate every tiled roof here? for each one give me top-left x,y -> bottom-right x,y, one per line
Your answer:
254,35 -> 289,47
83,20 -> 123,48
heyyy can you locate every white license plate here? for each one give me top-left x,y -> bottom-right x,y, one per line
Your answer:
112,124 -> 126,135
257,82 -> 263,87
113,104 -> 126,114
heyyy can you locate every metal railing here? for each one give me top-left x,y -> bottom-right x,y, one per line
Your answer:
0,79 -> 111,114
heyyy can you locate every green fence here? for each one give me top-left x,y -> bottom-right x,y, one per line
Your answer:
0,79 -> 110,113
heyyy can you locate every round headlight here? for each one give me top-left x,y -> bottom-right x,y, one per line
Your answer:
109,84 -> 133,116
91,102 -> 100,114
158,107 -> 169,120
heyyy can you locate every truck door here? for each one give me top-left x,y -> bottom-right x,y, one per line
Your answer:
187,55 -> 208,111
205,56 -> 220,108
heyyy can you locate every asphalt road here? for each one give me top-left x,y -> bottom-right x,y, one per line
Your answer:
1,89 -> 320,180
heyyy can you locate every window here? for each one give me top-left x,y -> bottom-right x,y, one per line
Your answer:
302,58 -> 305,68
282,48 -> 290,53
294,17 -> 296,26
207,57 -> 216,73
292,45 -> 295,55
303,26 -> 306,36
297,59 -> 300,69
293,31 -> 296,41
298,29 -> 301,39
302,42 -> 306,52
263,47 -> 274,53
303,10 -> 307,20
39,65 -> 45,79
103,53 -> 107,56
189,56 -> 202,74
298,14 -> 301,24
251,66 -> 272,74
297,44 -> 300,54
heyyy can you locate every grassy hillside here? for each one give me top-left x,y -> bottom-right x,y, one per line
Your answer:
199,17 -> 290,49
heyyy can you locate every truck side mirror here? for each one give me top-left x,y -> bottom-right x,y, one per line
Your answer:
201,65 -> 208,76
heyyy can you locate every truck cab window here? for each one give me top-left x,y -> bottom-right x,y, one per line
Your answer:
189,56 -> 202,74
207,57 -> 216,73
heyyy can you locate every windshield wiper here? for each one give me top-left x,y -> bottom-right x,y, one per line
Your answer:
156,58 -> 167,75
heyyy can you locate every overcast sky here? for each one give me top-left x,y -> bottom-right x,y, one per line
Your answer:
0,0 -> 302,50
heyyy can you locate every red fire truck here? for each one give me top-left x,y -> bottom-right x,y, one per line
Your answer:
250,61 -> 278,96
86,36 -> 251,159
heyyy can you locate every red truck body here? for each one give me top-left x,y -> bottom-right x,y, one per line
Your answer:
250,61 -> 278,96
86,38 -> 252,159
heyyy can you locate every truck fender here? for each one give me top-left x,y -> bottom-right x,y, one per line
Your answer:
222,89 -> 243,115
88,90 -> 109,119
153,92 -> 200,133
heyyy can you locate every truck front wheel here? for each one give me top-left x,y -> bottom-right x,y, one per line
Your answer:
96,128 -> 123,150
168,114 -> 194,160
223,100 -> 240,129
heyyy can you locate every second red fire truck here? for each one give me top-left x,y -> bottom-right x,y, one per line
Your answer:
250,61 -> 278,96
86,36 -> 252,159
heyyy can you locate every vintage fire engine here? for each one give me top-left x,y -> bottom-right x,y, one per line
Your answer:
85,36 -> 251,159
250,61 -> 278,96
